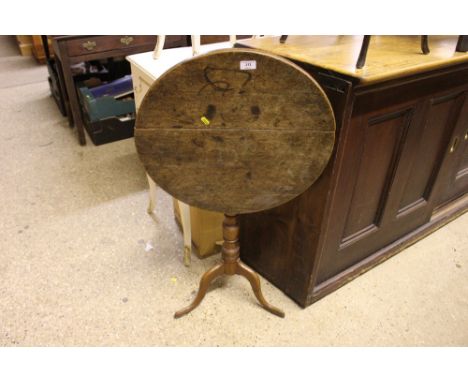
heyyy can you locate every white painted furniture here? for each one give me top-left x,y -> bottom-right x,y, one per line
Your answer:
127,38 -> 235,266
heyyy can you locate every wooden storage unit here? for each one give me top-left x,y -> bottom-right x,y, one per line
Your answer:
236,36 -> 468,307
52,35 -> 188,145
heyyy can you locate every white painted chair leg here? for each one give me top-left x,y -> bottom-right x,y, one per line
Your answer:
153,35 -> 166,59
229,35 -> 237,46
146,173 -> 157,214
191,35 -> 201,56
150,35 -> 199,265
178,200 -> 192,266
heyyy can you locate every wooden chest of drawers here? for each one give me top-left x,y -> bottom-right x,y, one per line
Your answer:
52,35 -> 189,145
64,35 -> 186,57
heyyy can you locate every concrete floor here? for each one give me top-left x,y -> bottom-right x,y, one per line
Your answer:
0,35 -> 467,346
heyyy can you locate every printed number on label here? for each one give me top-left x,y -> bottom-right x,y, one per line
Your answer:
240,60 -> 257,70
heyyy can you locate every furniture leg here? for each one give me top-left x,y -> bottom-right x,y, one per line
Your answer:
55,58 -> 73,126
174,263 -> 225,318
178,200 -> 192,267
236,261 -> 285,318
191,35 -> 200,56
356,35 -> 371,69
146,174 -> 191,266
61,57 -> 87,145
456,35 -> 468,52
421,35 -> 430,54
152,35 -> 166,59
146,173 -> 157,214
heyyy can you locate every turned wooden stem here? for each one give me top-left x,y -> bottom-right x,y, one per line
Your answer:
222,214 -> 240,275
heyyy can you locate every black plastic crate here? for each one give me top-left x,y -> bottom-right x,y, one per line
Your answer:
82,113 -> 135,146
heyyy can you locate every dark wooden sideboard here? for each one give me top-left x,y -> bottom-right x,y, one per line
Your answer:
236,36 -> 468,307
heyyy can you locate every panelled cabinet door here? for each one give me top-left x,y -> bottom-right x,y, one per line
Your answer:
434,91 -> 468,207
317,100 -> 424,282
317,88 -> 466,284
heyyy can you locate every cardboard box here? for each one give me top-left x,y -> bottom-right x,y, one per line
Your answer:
173,199 -> 224,258
16,35 -> 33,56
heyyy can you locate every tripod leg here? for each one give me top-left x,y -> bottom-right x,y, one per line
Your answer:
174,263 -> 225,318
236,261 -> 285,318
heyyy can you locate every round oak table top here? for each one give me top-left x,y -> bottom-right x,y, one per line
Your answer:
135,48 -> 336,215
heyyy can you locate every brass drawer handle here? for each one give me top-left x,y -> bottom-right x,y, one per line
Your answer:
120,36 -> 134,45
82,40 -> 96,51
449,136 -> 459,153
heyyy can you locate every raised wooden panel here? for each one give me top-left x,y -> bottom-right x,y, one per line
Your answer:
457,143 -> 468,179
435,92 -> 468,206
341,109 -> 411,246
449,104 -> 468,194
398,93 -> 462,214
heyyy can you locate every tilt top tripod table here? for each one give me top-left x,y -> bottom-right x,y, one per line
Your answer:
134,48 -> 336,318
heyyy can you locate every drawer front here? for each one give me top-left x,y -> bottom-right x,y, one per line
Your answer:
200,35 -> 252,44
134,73 -> 153,110
66,35 -> 157,57
165,35 -> 188,48
130,63 -> 155,110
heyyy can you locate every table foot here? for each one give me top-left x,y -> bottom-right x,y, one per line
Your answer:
236,261 -> 285,318
174,263 -> 225,318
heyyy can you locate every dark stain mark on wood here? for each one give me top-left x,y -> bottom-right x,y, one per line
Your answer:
192,138 -> 205,148
251,105 -> 261,119
211,135 -> 224,143
205,104 -> 217,120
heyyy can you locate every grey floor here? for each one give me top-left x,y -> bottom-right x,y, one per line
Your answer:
0,35 -> 467,346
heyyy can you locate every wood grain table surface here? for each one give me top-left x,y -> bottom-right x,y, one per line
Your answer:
135,48 -> 336,215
